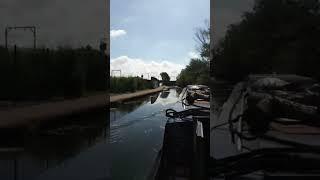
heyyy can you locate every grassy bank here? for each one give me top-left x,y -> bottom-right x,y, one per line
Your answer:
110,76 -> 153,93
0,46 -> 107,101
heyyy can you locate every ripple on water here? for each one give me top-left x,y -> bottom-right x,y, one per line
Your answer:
110,89 -> 186,179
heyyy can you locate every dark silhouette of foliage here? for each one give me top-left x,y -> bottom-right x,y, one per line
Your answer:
160,72 -> 170,84
0,46 -> 107,101
212,0 -> 320,81
176,58 -> 209,87
195,20 -> 210,61
110,76 -> 152,93
176,22 -> 210,87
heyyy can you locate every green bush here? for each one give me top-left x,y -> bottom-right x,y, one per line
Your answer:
0,46 -> 107,100
176,58 -> 210,87
110,76 -> 153,93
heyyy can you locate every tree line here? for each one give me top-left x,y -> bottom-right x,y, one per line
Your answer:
177,0 -> 320,86
110,76 -> 153,93
0,46 -> 107,101
212,0 -> 320,82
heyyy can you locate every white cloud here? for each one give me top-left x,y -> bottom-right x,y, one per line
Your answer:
110,29 -> 127,39
188,51 -> 200,59
110,56 -> 185,80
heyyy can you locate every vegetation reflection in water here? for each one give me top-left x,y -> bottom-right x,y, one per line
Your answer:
0,88 -> 183,180
110,88 -> 184,180
0,109 -> 109,180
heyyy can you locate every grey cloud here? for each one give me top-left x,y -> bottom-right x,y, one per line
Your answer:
0,0 -> 109,49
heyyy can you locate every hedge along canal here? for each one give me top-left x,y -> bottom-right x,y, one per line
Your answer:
110,87 -> 184,180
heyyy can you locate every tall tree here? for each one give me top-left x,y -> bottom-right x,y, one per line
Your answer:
160,72 -> 170,82
176,21 -> 210,87
195,20 -> 210,61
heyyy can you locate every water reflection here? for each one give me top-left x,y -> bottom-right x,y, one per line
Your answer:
110,88 -> 183,180
176,87 -> 183,97
110,95 -> 151,123
150,94 -> 159,104
0,108 -> 110,180
159,91 -> 170,99
0,88 -> 182,180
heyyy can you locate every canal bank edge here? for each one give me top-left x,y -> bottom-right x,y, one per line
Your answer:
0,87 -> 165,129
0,94 -> 109,129
110,86 -> 165,103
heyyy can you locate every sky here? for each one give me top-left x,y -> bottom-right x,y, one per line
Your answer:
110,0 -> 210,80
0,0 -> 107,49
0,0 -> 256,80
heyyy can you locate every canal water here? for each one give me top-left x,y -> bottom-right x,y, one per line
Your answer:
110,88 -> 184,179
0,88 -> 183,180
0,108 -> 110,180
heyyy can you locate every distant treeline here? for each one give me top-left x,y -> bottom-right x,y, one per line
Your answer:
212,0 -> 320,82
110,76 -> 153,93
0,46 -> 107,101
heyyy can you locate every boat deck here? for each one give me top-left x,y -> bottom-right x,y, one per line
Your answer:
155,115 -> 210,179
152,86 -> 210,180
155,120 -> 195,179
